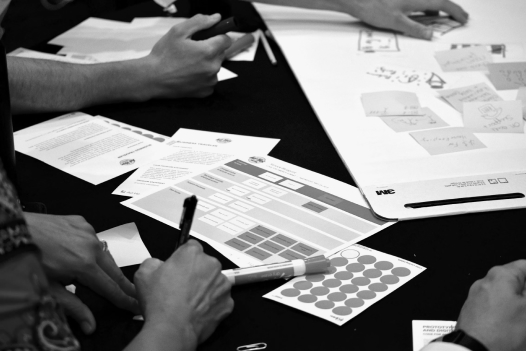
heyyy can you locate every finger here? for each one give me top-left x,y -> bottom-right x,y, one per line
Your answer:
204,34 -> 233,56
179,13 -> 222,38
391,14 -> 434,40
406,0 -> 469,23
78,264 -> 141,314
97,250 -> 138,299
501,260 -> 526,291
50,284 -> 96,334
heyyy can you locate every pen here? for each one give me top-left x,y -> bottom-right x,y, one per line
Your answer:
222,255 -> 329,285
176,195 -> 198,250
193,16 -> 239,41
225,33 -> 255,59
259,29 -> 277,66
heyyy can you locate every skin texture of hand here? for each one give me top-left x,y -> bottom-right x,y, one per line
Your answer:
130,240 -> 234,351
138,13 -> 232,100
456,260 -> 526,351
24,212 -> 140,334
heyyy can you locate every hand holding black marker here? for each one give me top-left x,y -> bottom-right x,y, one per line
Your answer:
193,16 -> 239,41
176,195 -> 198,250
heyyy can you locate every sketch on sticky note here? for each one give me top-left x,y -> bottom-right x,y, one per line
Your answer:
365,65 -> 447,89
358,30 -> 399,53
478,104 -> 503,120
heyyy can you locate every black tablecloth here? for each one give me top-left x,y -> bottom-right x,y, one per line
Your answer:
6,2 -> 526,350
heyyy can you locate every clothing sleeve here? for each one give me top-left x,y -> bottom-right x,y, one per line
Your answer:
421,341 -> 471,351
0,159 -> 80,350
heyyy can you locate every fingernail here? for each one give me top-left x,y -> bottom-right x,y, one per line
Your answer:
424,28 -> 433,40
81,321 -> 93,334
211,13 -> 221,20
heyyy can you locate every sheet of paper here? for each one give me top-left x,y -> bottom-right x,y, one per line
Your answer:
488,62 -> 526,90
122,155 -> 394,267
361,91 -> 422,116
434,43 -> 526,64
113,129 -> 280,197
463,100 -> 524,133
14,112 -> 173,185
97,222 -> 151,267
264,244 -> 425,326
8,47 -> 95,63
438,82 -> 503,112
518,87 -> 526,120
94,116 -> 169,142
434,46 -> 493,72
412,320 -> 456,351
410,127 -> 487,155
380,107 -> 449,133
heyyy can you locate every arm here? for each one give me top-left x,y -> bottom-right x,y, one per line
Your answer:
8,14 -> 231,115
243,0 -> 469,40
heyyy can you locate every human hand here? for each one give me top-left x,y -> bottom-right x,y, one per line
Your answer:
24,212 -> 140,334
140,14 -> 232,99
134,240 -> 233,350
339,0 -> 468,40
456,260 -> 526,351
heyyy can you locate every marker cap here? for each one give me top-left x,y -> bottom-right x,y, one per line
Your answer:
304,255 -> 330,274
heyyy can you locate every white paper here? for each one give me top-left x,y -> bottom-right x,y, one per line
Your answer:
412,320 -> 456,351
14,112 -> 173,185
113,128 -> 280,197
97,222 -> 151,267
226,31 -> 260,61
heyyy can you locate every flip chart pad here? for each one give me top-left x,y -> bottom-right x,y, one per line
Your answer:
463,101 -> 524,133
488,62 -> 526,90
438,82 -> 503,112
410,127 -> 486,155
434,46 -> 493,72
361,91 -> 422,116
380,108 -> 449,133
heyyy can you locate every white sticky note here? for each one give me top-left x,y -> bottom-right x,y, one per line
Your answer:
97,223 -> 151,267
463,100 -> 524,133
438,82 -> 502,112
361,91 -> 422,116
410,127 -> 486,155
435,46 -> 493,72
380,107 -> 449,133
412,320 -> 456,351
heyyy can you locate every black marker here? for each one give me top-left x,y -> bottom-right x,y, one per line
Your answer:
176,195 -> 198,250
192,16 -> 239,41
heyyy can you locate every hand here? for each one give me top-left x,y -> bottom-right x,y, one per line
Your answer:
134,240 -> 234,350
24,212 -> 140,334
140,14 -> 232,99
456,260 -> 526,351
339,0 -> 469,40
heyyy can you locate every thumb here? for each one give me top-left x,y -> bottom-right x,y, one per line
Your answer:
393,15 -> 434,40
50,283 -> 96,335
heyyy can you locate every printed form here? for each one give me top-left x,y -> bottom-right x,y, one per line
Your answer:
122,155 -> 394,267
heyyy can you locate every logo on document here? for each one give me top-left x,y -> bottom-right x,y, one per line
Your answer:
375,189 -> 395,195
120,159 -> 136,166
248,156 -> 266,164
216,138 -> 232,144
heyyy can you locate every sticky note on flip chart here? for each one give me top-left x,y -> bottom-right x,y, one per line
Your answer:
437,82 -> 502,112
380,107 -> 449,133
488,62 -> 526,90
435,46 -> 493,72
410,127 -> 486,155
361,91 -> 422,116
463,101 -> 524,133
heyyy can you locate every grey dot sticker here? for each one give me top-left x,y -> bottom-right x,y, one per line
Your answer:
392,267 -> 411,277
340,284 -> 359,294
368,283 -> 388,292
306,274 -> 325,282
327,292 -> 347,302
346,263 -> 365,272
322,279 -> 342,288
332,306 -> 353,316
281,289 -> 301,297
310,287 -> 330,296
357,255 -> 377,264
330,257 -> 349,267
334,271 -> 354,280
380,275 -> 400,285
294,281 -> 313,290
298,294 -> 317,303
351,277 -> 371,286
357,290 -> 376,300
345,298 -> 365,308
327,266 -> 337,274
363,269 -> 382,279
375,261 -> 394,270
315,300 -> 335,309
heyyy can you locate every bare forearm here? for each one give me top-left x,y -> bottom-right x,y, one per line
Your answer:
123,322 -> 196,351
7,57 -> 152,114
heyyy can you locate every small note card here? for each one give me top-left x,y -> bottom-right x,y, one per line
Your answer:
438,82 -> 502,112
380,107 -> 449,133
410,127 -> 486,155
361,91 -> 422,116
435,46 -> 493,72
488,62 -> 526,90
463,100 -> 524,133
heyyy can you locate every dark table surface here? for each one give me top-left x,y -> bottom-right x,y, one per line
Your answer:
6,1 -> 526,350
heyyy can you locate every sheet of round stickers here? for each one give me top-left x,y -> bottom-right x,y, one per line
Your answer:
264,244 -> 425,326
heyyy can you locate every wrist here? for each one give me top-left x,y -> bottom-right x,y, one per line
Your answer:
142,319 -> 197,351
434,329 -> 489,351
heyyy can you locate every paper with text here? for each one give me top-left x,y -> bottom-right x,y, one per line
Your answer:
97,223 -> 151,267
410,127 -> 487,155
361,91 -> 422,116
434,46 -> 493,72
380,107 -> 449,133
488,62 -> 526,90
438,82 -> 503,112
463,101 -> 524,133
412,320 -> 456,351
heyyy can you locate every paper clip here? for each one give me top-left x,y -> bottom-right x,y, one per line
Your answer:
237,342 -> 267,351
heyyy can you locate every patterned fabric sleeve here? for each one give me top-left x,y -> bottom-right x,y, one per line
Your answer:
0,160 -> 80,351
